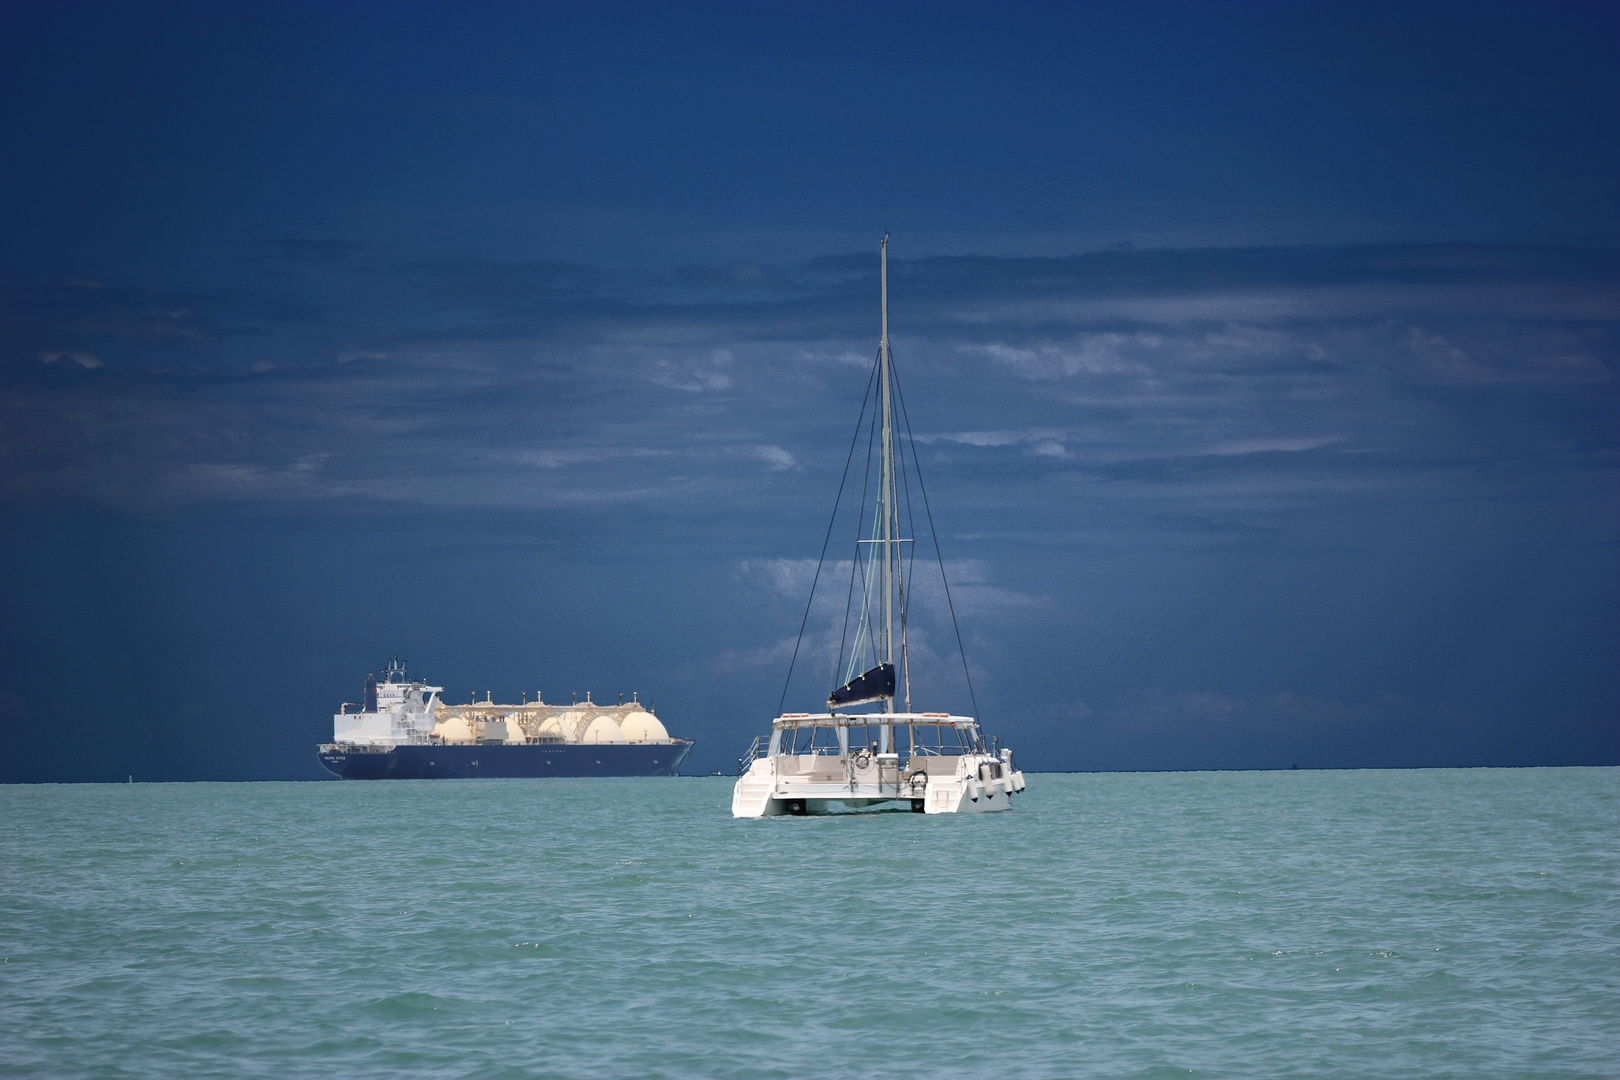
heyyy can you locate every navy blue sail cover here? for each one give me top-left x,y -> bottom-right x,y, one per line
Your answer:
828,663 -> 896,708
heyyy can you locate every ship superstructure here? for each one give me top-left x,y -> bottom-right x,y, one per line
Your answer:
317,657 -> 692,779
331,656 -> 442,746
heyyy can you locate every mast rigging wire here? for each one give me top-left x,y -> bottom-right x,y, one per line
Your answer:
835,360 -> 882,689
895,384 -> 919,712
777,351 -> 880,716
890,347 -> 983,729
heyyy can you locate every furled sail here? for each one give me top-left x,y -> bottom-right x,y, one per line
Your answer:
828,663 -> 896,709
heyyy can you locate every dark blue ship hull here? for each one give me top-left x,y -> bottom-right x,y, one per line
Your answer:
317,740 -> 693,780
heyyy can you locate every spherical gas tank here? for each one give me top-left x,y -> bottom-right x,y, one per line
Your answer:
560,710 -> 588,740
580,715 -> 626,744
433,715 -> 473,743
618,710 -> 668,743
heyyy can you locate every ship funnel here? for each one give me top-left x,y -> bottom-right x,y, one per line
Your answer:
365,674 -> 378,713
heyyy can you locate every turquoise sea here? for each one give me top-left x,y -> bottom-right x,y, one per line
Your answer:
2,768 -> 1617,1078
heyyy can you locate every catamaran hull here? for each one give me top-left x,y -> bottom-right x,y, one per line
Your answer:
743,791 -> 1015,816
732,759 -> 1024,817
318,740 -> 693,780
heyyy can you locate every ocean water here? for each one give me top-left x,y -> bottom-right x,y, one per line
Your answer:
2,769 -> 1617,1079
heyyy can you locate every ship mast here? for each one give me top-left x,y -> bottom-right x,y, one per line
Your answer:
879,234 -> 895,715
877,234 -> 913,718
813,236 -> 913,729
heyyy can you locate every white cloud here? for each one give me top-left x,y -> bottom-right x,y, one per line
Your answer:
754,445 -> 798,470
39,350 -> 102,369
650,349 -> 734,392
1203,437 -> 1341,456
895,560 -> 1051,621
975,336 -> 1157,379
736,558 -> 848,599
514,447 -> 673,468
169,455 -> 331,498
921,430 -> 1026,447
797,348 -> 872,368
1406,326 -> 1615,386
518,449 -> 602,468
916,428 -> 1074,459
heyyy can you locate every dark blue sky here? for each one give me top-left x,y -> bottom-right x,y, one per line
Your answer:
2,2 -> 1616,780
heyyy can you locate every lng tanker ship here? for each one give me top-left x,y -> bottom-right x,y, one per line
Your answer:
317,657 -> 693,779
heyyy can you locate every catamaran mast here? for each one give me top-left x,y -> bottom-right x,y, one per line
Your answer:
880,234 -> 895,715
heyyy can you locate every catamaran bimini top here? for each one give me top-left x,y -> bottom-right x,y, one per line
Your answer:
765,711 -> 987,754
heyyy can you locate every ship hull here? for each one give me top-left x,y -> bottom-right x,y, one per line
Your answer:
316,740 -> 693,780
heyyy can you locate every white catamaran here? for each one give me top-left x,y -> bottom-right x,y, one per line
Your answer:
732,235 -> 1026,817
